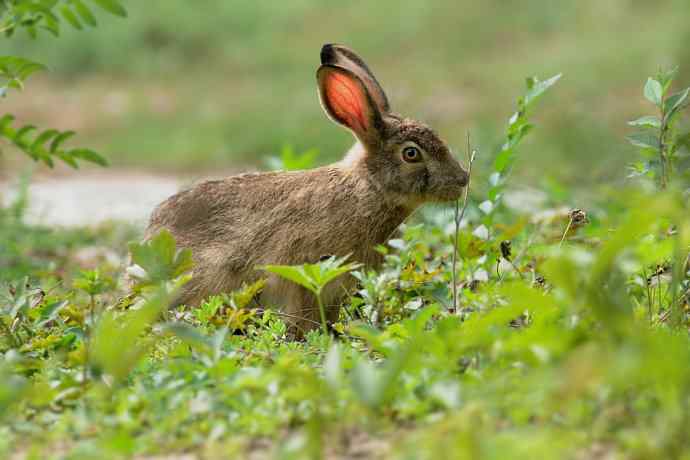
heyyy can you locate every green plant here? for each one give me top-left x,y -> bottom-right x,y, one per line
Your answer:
191,279 -> 265,331
265,145 -> 319,171
261,256 -> 361,334
0,0 -> 126,168
0,55 -> 44,96
127,229 -> 194,291
484,73 -> 562,220
628,68 -> 690,189
1,0 -> 126,37
0,114 -> 108,167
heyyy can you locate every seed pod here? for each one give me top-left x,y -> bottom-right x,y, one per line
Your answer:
569,208 -> 588,229
500,240 -> 512,261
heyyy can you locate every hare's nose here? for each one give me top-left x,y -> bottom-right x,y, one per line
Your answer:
458,168 -> 469,187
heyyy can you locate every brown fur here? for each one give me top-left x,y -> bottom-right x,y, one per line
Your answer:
145,44 -> 468,334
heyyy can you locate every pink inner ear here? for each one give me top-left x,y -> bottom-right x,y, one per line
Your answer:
325,72 -> 367,133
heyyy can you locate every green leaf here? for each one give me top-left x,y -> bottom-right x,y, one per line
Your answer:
664,87 -> 689,119
266,145 -> 320,171
31,129 -> 59,150
0,56 -> 46,93
656,67 -> 678,93
36,301 -> 68,328
72,0 -> 98,26
627,132 -> 659,150
68,148 -> 108,166
58,153 -> 79,169
128,229 -> 194,286
14,125 -> 37,148
487,184 -> 501,202
493,148 -> 513,173
260,265 -> 317,294
41,154 -> 55,168
40,11 -> 61,37
261,256 -> 361,295
60,6 -> 82,30
0,114 -> 15,133
524,73 -> 562,106
89,0 -> 127,17
161,322 -> 212,352
224,279 -> 266,310
0,114 -> 104,169
628,115 -> 661,129
499,282 -> 556,313
91,290 -> 167,382
644,78 -> 663,107
73,269 -> 115,296
49,130 -> 75,152
318,259 -> 362,287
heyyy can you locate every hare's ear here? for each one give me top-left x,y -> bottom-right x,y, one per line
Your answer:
320,44 -> 390,113
317,64 -> 384,146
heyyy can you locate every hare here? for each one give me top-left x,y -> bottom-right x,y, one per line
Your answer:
145,44 -> 468,335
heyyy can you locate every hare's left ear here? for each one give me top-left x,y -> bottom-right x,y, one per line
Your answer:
320,43 -> 390,113
317,64 -> 384,147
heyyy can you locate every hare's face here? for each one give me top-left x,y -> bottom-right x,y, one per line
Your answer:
377,117 -> 468,204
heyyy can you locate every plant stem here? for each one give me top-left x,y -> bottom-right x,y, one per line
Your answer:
452,132 -> 476,313
83,293 -> 95,388
559,216 -> 574,248
641,267 -> 653,324
316,291 -> 328,335
452,199 -> 460,312
659,95 -> 670,190
657,272 -> 663,320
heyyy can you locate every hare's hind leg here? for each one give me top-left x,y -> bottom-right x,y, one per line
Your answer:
279,288 -> 323,338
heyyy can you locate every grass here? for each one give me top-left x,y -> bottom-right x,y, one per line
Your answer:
1,184 -> 689,459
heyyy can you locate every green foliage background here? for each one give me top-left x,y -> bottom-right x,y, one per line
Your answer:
1,0 -> 689,191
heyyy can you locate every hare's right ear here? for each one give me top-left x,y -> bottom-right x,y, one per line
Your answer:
317,64 -> 384,147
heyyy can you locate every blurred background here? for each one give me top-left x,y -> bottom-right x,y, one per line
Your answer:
2,0 -> 690,197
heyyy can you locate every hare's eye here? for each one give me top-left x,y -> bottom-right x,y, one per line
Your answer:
402,146 -> 422,163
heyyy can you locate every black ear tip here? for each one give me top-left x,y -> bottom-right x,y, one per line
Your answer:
320,43 -> 337,65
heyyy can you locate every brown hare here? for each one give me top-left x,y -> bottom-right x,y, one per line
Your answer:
145,44 -> 468,334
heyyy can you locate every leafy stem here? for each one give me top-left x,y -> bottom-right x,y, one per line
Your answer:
483,73 -> 561,224
628,69 -> 689,189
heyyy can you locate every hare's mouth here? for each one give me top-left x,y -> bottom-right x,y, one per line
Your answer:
425,192 -> 462,203
427,187 -> 465,203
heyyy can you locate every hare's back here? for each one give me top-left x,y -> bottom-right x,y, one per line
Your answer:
145,171 -> 305,243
